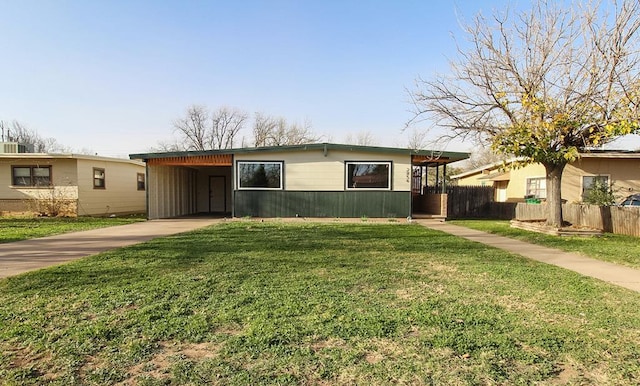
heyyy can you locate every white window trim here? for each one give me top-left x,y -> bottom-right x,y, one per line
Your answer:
581,174 -> 610,196
345,161 -> 392,191
236,161 -> 284,190
525,176 -> 546,198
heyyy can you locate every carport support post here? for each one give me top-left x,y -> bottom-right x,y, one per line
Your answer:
441,163 -> 447,194
145,162 -> 150,219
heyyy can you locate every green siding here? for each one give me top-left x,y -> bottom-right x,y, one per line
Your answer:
234,191 -> 411,218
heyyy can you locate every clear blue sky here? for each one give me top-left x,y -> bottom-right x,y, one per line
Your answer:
2,0 -> 638,158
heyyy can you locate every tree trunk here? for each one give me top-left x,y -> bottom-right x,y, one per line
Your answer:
544,162 -> 566,227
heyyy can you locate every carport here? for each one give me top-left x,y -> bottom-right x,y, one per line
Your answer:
142,153 -> 233,219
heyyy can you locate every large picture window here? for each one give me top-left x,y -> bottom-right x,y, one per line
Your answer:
12,166 -> 51,187
346,161 -> 391,190
526,177 -> 546,198
237,161 -> 283,189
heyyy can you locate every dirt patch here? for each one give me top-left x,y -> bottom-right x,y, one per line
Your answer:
551,362 -> 581,385
117,341 -> 222,385
216,324 -> 244,336
510,220 -> 603,237
4,345 -> 56,379
310,337 -> 347,351
365,351 -> 384,364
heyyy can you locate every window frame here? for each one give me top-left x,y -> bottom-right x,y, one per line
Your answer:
137,173 -> 146,191
345,161 -> 392,191
581,175 -> 610,198
11,165 -> 52,187
525,176 -> 546,199
236,161 -> 284,190
93,168 -> 106,190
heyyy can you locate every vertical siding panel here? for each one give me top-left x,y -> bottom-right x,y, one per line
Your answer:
233,191 -> 410,218
156,167 -> 164,218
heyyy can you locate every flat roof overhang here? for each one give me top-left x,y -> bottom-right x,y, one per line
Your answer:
147,154 -> 232,166
131,143 -> 470,166
411,154 -> 462,166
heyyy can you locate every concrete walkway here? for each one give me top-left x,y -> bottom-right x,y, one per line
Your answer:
0,218 -> 223,279
418,219 -> 640,293
2,217 -> 639,293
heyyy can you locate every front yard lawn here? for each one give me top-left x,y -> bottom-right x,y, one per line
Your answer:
0,216 -> 146,244
450,219 -> 640,269
1,222 -> 638,385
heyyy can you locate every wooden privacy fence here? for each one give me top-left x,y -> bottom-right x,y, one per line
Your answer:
421,186 -> 516,219
515,203 -> 640,237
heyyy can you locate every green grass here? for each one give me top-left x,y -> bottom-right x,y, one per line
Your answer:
0,216 -> 146,244
450,219 -> 640,269
0,222 -> 639,385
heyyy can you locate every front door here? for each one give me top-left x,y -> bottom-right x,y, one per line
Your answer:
209,176 -> 226,213
496,181 -> 508,202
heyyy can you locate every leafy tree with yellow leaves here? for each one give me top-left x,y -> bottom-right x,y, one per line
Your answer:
409,0 -> 640,227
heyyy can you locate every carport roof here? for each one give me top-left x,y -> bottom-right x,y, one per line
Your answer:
130,143 -> 469,165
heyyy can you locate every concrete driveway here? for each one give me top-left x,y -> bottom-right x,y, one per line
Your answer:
0,218 -> 223,279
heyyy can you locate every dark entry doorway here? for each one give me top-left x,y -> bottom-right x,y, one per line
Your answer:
209,176 -> 227,213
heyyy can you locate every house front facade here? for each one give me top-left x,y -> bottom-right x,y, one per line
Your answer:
452,151 -> 640,203
130,143 -> 469,219
0,153 -> 146,216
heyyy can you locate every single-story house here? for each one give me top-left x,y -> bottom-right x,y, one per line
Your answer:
130,143 -> 469,219
451,150 -> 640,203
0,149 -> 147,216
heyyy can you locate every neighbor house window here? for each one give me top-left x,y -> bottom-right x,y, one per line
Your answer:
137,173 -> 146,191
346,162 -> 391,190
582,175 -> 609,196
12,166 -> 51,187
93,168 -> 106,189
237,161 -> 283,189
525,177 -> 546,198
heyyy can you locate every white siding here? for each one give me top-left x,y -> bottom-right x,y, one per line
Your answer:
76,159 -> 146,216
148,165 -> 198,219
235,149 -> 412,191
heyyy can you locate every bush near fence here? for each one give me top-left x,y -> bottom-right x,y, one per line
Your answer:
515,203 -> 640,237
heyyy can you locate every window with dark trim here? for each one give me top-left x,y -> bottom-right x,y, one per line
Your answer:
137,173 -> 146,191
12,166 -> 51,187
93,168 -> 106,189
345,161 -> 391,190
237,161 -> 283,189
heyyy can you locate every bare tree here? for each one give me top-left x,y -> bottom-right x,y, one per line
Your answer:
252,113 -> 279,147
344,131 -> 378,146
0,120 -> 69,152
149,140 -> 187,152
406,128 -> 428,150
172,105 -> 210,151
409,0 -> 640,227
463,144 -> 507,171
251,113 -> 319,147
172,105 -> 248,151
211,107 -> 248,150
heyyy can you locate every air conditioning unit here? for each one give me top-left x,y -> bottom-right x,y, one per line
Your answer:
0,142 -> 34,154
